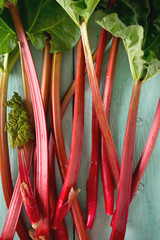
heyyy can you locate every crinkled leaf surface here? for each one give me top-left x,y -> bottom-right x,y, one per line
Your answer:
0,0 -> 80,54
56,0 -> 100,26
96,0 -> 160,82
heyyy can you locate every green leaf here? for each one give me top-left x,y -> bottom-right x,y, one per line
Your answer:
0,0 -> 80,54
0,0 -> 3,14
57,0 -> 100,25
0,9 -> 17,54
96,0 -> 160,82
19,0 -> 80,52
27,32 -> 47,50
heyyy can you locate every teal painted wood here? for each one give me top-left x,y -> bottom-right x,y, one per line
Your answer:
0,21 -> 160,240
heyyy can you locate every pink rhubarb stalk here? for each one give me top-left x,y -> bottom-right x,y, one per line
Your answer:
33,38 -> 52,194
131,98 -> 160,201
101,37 -> 120,216
1,47 -> 35,239
110,80 -> 142,240
80,21 -> 120,188
52,38 -> 85,227
8,3 -> 49,238
86,28 -> 108,229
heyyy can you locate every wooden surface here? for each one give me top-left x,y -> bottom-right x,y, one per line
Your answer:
0,16 -> 160,240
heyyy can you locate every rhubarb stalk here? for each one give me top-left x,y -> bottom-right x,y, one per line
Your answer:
86,28 -> 108,229
61,33 -> 112,117
1,90 -> 34,239
34,38 -> 52,194
50,47 -> 89,239
53,38 -> 85,228
110,80 -> 142,240
101,37 -> 119,216
49,132 -> 68,240
0,51 -> 30,239
80,21 -> 120,187
41,39 -> 52,115
7,3 -> 49,238
18,147 -> 41,230
131,98 -> 160,201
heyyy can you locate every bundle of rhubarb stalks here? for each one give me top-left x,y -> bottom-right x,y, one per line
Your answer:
0,0 -> 160,239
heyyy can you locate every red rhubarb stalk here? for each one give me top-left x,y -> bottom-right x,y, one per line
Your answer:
41,39 -> 52,115
49,132 -> 68,240
61,33 -> 112,117
80,21 -> 120,187
110,80 -> 142,240
86,28 -> 108,229
52,38 -> 85,226
50,47 -> 89,239
131,98 -> 160,201
34,38 -> 52,194
17,147 -> 42,230
101,37 -> 120,216
8,3 -> 49,238
0,53 -> 29,239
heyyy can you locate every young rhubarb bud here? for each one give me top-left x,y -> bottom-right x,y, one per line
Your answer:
5,92 -> 34,149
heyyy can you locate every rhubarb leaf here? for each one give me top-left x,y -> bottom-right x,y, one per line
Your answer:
0,0 -> 80,53
18,0 -> 80,52
56,0 -> 100,26
27,32 -> 47,50
96,0 -> 160,82
0,9 -> 17,54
